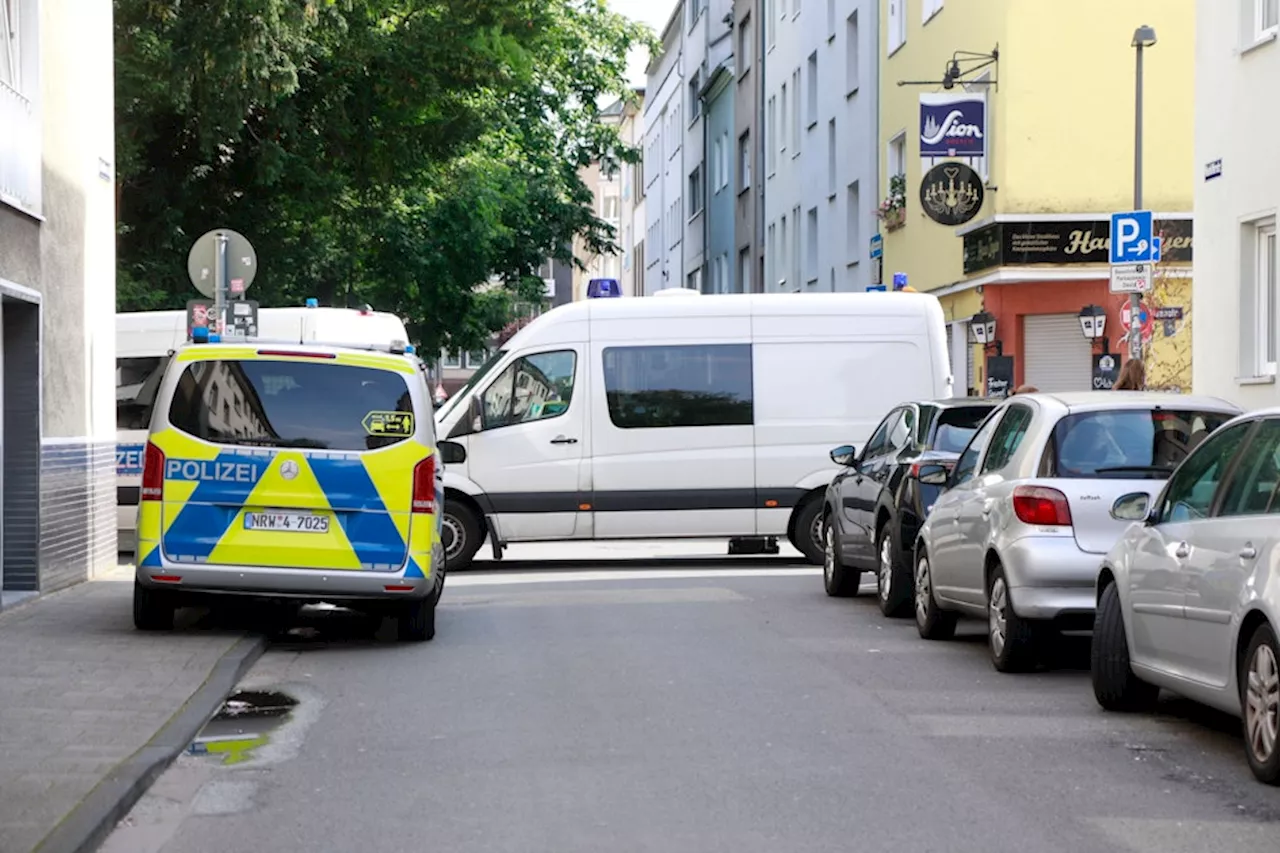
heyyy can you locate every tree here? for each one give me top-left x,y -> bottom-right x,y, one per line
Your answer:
114,0 -> 653,356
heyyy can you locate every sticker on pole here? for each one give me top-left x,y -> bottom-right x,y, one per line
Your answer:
361,411 -> 414,437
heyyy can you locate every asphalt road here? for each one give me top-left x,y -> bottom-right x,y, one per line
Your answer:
104,543 -> 1280,853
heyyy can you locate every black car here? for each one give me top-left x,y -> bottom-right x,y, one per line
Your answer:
821,398 -> 999,615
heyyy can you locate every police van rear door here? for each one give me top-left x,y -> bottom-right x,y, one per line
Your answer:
156,347 -> 427,571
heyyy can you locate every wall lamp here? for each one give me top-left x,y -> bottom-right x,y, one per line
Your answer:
970,309 -> 1002,356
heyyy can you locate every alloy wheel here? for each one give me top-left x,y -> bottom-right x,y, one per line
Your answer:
989,576 -> 1009,658
823,523 -> 835,584
810,513 -> 826,559
1247,643 -> 1280,765
878,535 -> 893,603
914,557 -> 931,625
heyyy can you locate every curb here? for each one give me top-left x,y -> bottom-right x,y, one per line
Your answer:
33,634 -> 268,853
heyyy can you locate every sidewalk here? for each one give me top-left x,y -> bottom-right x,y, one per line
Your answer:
0,567 -> 263,853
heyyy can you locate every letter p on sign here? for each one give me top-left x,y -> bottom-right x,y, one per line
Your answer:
1109,210 -> 1155,265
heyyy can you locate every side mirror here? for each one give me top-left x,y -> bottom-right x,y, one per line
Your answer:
829,444 -> 857,467
438,440 -> 466,465
1111,492 -> 1150,522
916,463 -> 950,486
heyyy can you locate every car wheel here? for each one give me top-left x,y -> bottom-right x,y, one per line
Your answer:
397,596 -> 437,642
442,500 -> 484,572
793,498 -> 826,566
988,563 -> 1039,673
1091,581 -> 1159,711
133,581 -> 176,632
822,516 -> 862,597
914,550 -> 957,640
1242,622 -> 1280,784
876,524 -> 911,618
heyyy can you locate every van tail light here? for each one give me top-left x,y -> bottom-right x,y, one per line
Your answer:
1012,486 -> 1073,526
412,456 -> 437,514
141,442 -> 165,502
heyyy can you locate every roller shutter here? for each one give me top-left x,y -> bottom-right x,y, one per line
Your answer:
1023,313 -> 1091,392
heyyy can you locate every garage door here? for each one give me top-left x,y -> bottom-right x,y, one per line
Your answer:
1023,313 -> 1092,392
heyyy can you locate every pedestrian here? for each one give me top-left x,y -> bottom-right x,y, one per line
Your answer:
1112,357 -> 1146,390
1011,384 -> 1038,395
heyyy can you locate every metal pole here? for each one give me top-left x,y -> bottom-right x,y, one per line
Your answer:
214,232 -> 228,336
1129,43 -> 1144,361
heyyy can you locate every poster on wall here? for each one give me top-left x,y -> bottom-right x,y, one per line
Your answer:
920,92 -> 987,159
1092,354 -> 1119,390
985,355 -> 1014,398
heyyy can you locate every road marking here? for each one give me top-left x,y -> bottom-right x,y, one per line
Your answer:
446,567 -> 822,587
443,587 -> 746,608
1088,818 -> 1280,852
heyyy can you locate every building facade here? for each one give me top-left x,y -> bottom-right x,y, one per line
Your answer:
619,89 -> 647,298
878,0 -> 1194,396
643,5 -> 686,295
1192,0 -> 1280,406
733,0 -> 764,292
761,0 -> 880,295
701,17 -> 736,293
0,0 -> 117,603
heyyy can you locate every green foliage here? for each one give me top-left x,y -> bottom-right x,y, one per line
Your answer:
115,0 -> 655,356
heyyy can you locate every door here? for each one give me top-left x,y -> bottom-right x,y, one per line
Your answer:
1179,419 -> 1280,686
929,408 -> 1003,603
1022,314 -> 1092,392
842,407 -> 908,568
464,347 -> 587,541
1126,420 -> 1252,674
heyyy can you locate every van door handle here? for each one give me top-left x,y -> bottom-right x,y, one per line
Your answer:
550,436 -> 578,445
1240,543 -> 1258,560
1174,541 -> 1191,559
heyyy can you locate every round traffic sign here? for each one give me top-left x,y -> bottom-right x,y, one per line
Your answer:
1120,299 -> 1155,345
186,229 -> 258,299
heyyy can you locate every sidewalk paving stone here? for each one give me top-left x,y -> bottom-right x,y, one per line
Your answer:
0,576 -> 262,853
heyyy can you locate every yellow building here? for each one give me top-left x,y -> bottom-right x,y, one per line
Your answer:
877,0 -> 1194,394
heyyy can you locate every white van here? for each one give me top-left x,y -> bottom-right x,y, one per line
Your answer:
434,291 -> 952,570
116,305 -> 411,549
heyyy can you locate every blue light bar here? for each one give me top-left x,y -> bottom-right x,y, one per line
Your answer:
305,298 -> 319,308
404,344 -> 416,354
587,278 -> 622,298
192,326 -> 209,343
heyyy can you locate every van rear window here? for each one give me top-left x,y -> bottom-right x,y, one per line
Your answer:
167,359 -> 414,451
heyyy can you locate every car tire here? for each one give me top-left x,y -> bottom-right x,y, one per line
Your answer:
822,515 -> 862,597
793,498 -> 826,566
988,562 -> 1039,673
914,550 -> 957,640
442,500 -> 484,572
1091,581 -> 1159,711
398,596 -> 437,642
1241,622 -> 1280,785
133,581 -> 175,632
876,524 -> 911,618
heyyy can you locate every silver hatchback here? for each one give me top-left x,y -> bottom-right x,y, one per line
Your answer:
912,392 -> 1241,673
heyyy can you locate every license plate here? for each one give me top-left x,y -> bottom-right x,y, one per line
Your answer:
244,511 -> 331,534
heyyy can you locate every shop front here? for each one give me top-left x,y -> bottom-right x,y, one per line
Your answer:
956,215 -> 1194,396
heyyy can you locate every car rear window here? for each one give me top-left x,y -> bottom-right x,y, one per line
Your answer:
118,356 -> 170,431
167,359 -> 415,451
930,405 -> 996,453
1047,408 -> 1233,479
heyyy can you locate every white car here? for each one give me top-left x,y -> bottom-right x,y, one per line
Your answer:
912,392 -> 1240,673
1092,408 -> 1280,785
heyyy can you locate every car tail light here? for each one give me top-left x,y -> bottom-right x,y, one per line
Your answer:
141,442 -> 165,502
1012,486 -> 1072,526
412,456 -> 436,514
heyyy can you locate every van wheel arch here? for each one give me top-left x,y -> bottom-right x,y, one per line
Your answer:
442,490 -> 487,571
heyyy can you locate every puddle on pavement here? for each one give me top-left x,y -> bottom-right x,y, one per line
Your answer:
187,690 -> 299,765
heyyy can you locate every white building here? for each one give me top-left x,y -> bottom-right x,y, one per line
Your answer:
762,0 -> 879,293
619,90 -> 646,298
1192,0 -> 1279,405
643,4 -> 686,295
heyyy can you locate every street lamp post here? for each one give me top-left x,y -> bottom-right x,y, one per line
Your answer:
1130,25 -> 1157,361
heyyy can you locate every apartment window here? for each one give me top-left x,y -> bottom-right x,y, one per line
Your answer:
739,247 -> 752,293
888,131 -> 906,182
602,344 -> 754,429
767,222 -> 777,288
766,96 -> 777,173
687,267 -> 703,291
739,131 -> 752,191
845,11 -> 860,94
806,52 -> 819,128
602,195 -> 620,221
922,0 -> 944,24
847,181 -> 861,263
827,120 -> 837,196
1,0 -> 40,215
827,0 -> 836,38
765,0 -> 775,48
1253,0 -> 1280,41
689,166 -> 704,217
687,0 -> 706,30
779,215 -> 789,288
1245,217 -> 1278,376
689,71 -> 702,121
739,15 -> 753,71
791,204 -> 802,288
805,207 -> 819,283
791,69 -> 801,153
440,350 -> 462,369
721,132 -> 731,192
780,83 -> 788,154
888,0 -> 905,54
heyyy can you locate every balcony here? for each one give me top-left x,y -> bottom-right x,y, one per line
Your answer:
0,79 -> 41,216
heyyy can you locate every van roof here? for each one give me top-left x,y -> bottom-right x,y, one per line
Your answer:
503,291 -> 944,351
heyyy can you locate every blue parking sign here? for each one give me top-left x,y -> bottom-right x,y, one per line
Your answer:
1109,210 -> 1155,264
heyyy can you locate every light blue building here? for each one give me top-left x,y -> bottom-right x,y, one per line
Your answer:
701,58 -> 737,293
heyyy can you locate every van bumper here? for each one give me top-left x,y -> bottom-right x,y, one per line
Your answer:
135,560 -> 436,602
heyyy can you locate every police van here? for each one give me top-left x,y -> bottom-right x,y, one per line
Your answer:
133,328 -> 445,641
117,303 -> 412,550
